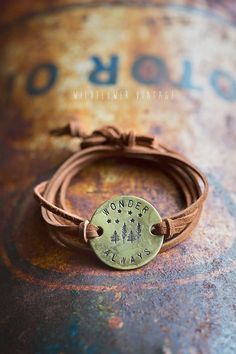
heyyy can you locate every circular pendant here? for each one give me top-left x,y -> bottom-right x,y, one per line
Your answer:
89,195 -> 164,270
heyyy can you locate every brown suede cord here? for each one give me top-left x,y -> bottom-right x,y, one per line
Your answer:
34,123 -> 208,252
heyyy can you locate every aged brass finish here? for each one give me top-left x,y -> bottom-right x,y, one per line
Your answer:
90,195 -> 164,270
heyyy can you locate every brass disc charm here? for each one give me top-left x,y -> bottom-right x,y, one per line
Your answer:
89,195 -> 164,270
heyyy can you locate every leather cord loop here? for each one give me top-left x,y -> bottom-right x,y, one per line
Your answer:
51,122 -> 154,149
34,122 -> 208,252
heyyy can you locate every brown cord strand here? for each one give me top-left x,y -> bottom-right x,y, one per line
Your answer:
34,123 -> 208,252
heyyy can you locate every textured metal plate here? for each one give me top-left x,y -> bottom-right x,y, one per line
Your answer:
90,195 -> 164,269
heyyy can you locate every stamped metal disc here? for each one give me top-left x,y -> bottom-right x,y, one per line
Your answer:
89,195 -> 164,270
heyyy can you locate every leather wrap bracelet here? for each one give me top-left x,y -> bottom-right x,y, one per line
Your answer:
34,123 -> 208,270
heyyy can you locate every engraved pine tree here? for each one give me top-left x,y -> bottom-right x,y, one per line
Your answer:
111,230 -> 120,243
122,223 -> 127,243
127,230 -> 136,243
136,222 -> 142,241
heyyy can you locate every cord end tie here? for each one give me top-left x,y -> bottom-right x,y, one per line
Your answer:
50,120 -> 155,150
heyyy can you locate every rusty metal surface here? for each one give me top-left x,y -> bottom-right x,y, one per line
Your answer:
0,1 -> 236,353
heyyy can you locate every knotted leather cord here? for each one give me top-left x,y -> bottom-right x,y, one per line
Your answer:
34,123 -> 208,252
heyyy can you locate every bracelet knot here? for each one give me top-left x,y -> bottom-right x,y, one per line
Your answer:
81,126 -> 138,149
50,120 -> 155,150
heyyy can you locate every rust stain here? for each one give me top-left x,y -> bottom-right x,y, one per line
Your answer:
108,316 -> 124,329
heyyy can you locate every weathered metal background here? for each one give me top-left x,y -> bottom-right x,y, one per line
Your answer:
0,1 -> 236,353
